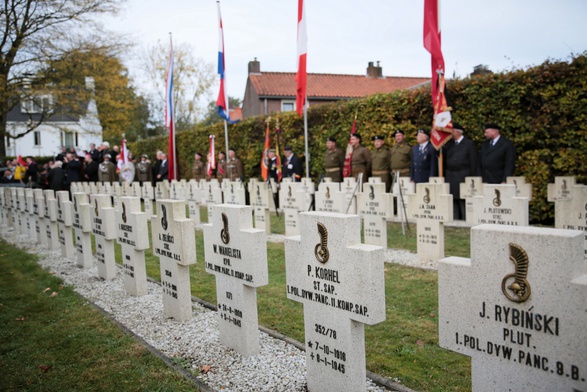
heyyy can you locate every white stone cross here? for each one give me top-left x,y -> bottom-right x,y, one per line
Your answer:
9,188 -> 18,229
338,177 -> 362,214
249,180 -> 271,232
222,180 -> 247,206
43,190 -> 60,250
0,188 -> 11,228
279,182 -> 305,236
151,200 -> 196,322
439,224 -> 587,391
285,212 -> 386,392
459,176 -> 484,224
131,182 -> 142,198
72,193 -> 93,269
117,196 -> 150,295
186,180 -> 201,225
33,189 -> 47,245
357,182 -> 392,248
547,176 -> 580,203
16,187 -> 26,235
56,191 -> 75,259
142,182 -> 155,216
24,188 -> 37,242
391,176 -> 415,221
204,183 -> 224,222
549,185 -> 587,262
155,181 -> 170,201
473,184 -> 529,227
315,182 -> 344,213
203,204 -> 269,356
90,194 -> 117,280
506,176 -> 533,200
407,182 -> 453,261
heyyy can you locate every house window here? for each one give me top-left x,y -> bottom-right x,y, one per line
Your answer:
34,131 -> 41,146
62,131 -> 75,148
281,101 -> 295,112
21,94 -> 53,114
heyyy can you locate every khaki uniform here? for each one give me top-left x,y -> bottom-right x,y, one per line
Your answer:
135,161 -> 152,184
351,145 -> 371,184
370,146 -> 391,191
324,148 -> 344,182
192,160 -> 205,181
216,159 -> 226,182
227,158 -> 243,181
390,142 -> 412,179
98,161 -> 117,183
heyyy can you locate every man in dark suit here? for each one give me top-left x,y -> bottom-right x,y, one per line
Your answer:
157,153 -> 169,181
444,123 -> 478,220
410,129 -> 438,183
282,146 -> 303,181
479,123 -> 516,184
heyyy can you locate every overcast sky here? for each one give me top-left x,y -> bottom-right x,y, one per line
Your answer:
102,0 -> 587,104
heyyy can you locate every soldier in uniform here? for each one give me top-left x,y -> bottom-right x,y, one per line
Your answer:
216,151 -> 226,183
227,148 -> 243,181
98,154 -> 117,183
350,134 -> 371,184
390,130 -> 412,183
192,152 -> 205,181
370,135 -> 391,191
323,137 -> 344,182
136,154 -> 152,185
410,129 -> 438,183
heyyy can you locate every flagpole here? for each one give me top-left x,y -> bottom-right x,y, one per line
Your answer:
223,119 -> 229,166
303,106 -> 309,178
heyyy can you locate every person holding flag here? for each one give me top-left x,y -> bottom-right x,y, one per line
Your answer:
226,148 -> 243,181
117,139 -> 135,184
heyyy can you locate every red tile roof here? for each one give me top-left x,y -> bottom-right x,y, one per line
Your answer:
249,72 -> 429,99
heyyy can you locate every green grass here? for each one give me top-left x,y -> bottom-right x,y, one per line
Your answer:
0,238 -> 199,392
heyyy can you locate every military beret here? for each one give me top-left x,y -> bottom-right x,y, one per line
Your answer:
284,146 -> 293,151
392,130 -> 405,136
452,123 -> 464,132
326,137 -> 336,143
372,135 -> 384,141
350,133 -> 362,140
416,129 -> 430,136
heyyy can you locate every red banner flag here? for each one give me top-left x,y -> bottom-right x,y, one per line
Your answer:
423,0 -> 444,109
275,123 -> 283,182
207,135 -> 216,177
261,122 -> 271,181
295,0 -> 308,116
342,114 -> 357,178
430,72 -> 453,150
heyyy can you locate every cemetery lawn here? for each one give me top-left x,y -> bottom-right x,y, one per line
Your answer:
0,239 -> 199,392
136,213 -> 474,392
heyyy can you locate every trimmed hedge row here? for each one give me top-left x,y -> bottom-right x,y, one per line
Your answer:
130,53 -> 587,223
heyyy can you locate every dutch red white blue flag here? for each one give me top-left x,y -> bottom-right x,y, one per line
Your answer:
216,2 -> 238,124
295,0 -> 308,116
165,34 -> 178,180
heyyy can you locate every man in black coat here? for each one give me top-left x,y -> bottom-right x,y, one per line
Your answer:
83,154 -> 99,182
444,123 -> 478,220
479,123 -> 516,184
157,153 -> 169,181
282,146 -> 303,182
410,129 -> 438,183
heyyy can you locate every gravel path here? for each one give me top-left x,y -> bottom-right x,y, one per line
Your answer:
1,225 -> 410,392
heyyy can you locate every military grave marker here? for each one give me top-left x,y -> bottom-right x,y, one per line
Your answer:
285,212 -> 386,392
507,176 -> 533,200
72,193 -> 93,268
279,182 -> 304,236
203,205 -> 269,356
117,196 -> 150,295
459,176 -> 484,224
439,224 -> 587,391
473,184 -> 529,227
407,182 -> 453,261
44,190 -> 60,250
357,182 -> 391,247
33,189 -> 47,245
151,200 -> 196,321
56,191 -> 75,259
91,194 -> 117,280
249,179 -> 271,232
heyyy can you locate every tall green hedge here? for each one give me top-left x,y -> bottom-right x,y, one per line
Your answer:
129,53 -> 587,223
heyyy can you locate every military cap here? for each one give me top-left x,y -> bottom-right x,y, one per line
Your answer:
372,135 -> 384,141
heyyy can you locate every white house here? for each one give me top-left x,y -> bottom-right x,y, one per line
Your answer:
5,77 -> 103,158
